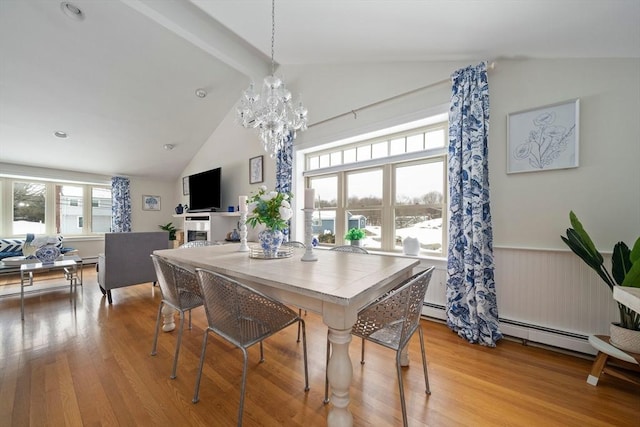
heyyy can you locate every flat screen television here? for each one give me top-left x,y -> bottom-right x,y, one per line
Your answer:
188,167 -> 222,212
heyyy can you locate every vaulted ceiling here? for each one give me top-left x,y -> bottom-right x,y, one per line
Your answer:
1,0 -> 638,180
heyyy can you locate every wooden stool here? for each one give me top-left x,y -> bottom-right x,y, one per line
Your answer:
587,335 -> 640,386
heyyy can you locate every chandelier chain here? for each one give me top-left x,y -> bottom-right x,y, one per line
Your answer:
271,0 -> 275,75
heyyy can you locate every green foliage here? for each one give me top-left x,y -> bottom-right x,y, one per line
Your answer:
344,227 -> 366,241
159,222 -> 177,240
246,186 -> 293,231
561,211 -> 640,330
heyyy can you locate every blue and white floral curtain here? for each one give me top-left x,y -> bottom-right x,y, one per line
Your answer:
275,132 -> 294,241
111,176 -> 131,233
447,62 -> 502,347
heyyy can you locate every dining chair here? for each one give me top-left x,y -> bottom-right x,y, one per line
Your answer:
283,240 -> 307,341
179,240 -> 222,248
324,266 -> 435,427
330,245 -> 369,254
192,268 -> 309,426
150,255 -> 203,379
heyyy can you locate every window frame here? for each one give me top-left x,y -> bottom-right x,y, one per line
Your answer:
303,121 -> 448,256
0,177 -> 112,237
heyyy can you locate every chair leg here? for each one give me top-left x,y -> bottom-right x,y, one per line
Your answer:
324,331 -> 330,404
396,350 -> 409,427
171,310 -> 185,379
192,330 -> 210,403
238,347 -> 249,427
360,337 -> 366,364
188,309 -> 192,330
300,319 -> 310,391
150,301 -> 164,356
259,341 -> 265,362
297,308 -> 302,342
418,327 -> 431,394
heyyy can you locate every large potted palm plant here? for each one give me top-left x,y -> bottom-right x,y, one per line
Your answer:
561,211 -> 640,352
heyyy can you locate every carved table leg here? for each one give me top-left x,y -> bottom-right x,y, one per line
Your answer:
162,305 -> 176,332
327,327 -> 353,427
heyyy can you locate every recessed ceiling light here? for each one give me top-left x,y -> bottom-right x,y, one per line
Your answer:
54,131 -> 68,138
60,2 -> 84,21
195,88 -> 207,98
163,144 -> 175,150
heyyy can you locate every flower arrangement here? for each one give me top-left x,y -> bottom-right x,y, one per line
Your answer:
344,227 -> 366,241
247,185 -> 293,231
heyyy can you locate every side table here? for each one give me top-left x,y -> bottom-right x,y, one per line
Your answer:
587,335 -> 640,386
20,259 -> 79,320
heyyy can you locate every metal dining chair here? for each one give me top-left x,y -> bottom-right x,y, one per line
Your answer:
192,268 -> 309,426
330,245 -> 369,254
150,255 -> 203,379
324,266 -> 435,427
179,240 -> 222,248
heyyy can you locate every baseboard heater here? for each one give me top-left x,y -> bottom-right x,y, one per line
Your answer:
422,302 -> 594,355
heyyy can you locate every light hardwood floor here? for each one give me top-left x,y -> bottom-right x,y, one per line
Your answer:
0,266 -> 638,426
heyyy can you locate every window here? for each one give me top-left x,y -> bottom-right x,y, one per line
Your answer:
304,120 -> 448,256
2,178 -> 111,237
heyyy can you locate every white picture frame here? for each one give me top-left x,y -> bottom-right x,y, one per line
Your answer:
507,99 -> 579,174
142,195 -> 161,211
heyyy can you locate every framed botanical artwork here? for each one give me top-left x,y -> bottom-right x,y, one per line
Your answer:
182,176 -> 190,195
142,195 -> 161,211
507,99 -> 579,174
249,155 -> 264,184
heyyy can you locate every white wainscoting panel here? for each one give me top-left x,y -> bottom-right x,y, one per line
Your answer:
420,248 -> 618,354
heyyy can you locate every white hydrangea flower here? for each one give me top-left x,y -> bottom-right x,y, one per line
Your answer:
279,206 -> 293,221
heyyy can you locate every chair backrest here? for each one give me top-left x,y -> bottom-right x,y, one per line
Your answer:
282,241 -> 305,248
330,245 -> 369,254
195,268 -> 298,347
355,266 -> 435,350
151,255 -> 201,307
179,240 -> 221,248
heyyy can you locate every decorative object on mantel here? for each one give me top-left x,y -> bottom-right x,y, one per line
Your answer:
246,185 -> 293,257
236,0 -> 308,158
561,211 -> 640,353
175,204 -> 184,215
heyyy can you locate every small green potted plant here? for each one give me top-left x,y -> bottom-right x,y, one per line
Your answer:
159,222 -> 178,247
344,227 -> 366,246
561,211 -> 640,352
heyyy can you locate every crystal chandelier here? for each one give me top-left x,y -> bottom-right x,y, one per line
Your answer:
237,0 -> 308,158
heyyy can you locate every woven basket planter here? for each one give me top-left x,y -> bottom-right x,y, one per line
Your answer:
610,323 -> 640,354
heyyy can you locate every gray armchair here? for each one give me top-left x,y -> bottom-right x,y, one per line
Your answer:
98,231 -> 169,304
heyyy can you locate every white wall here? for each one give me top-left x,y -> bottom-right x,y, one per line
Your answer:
185,58 -> 640,351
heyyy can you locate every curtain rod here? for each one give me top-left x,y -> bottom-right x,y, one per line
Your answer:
308,61 -> 496,129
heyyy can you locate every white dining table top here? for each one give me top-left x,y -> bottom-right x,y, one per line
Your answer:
154,243 -> 419,311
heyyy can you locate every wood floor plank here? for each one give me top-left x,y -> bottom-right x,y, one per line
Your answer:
0,266 -> 638,426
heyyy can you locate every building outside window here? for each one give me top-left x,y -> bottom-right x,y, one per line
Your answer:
304,119 -> 447,256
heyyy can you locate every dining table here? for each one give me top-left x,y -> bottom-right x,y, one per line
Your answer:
154,243 -> 420,427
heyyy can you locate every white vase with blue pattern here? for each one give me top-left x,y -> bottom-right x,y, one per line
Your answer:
35,244 -> 61,264
258,229 -> 284,258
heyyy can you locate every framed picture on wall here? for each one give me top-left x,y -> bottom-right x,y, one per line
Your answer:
507,98 -> 579,174
249,155 -> 264,184
142,195 -> 161,211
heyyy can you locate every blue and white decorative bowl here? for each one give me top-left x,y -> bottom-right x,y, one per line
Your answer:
35,245 -> 61,264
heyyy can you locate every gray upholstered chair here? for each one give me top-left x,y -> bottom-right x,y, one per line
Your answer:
179,240 -> 222,248
324,267 -> 435,427
192,268 -> 309,426
98,231 -> 169,304
330,245 -> 369,254
150,255 -> 203,379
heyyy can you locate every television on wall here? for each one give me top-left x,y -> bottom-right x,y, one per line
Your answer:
188,167 -> 222,212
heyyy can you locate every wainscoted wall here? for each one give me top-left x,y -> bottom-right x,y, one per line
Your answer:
421,247 -> 617,355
